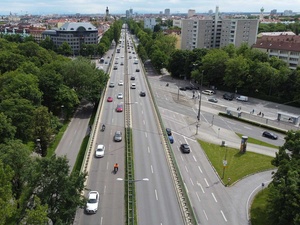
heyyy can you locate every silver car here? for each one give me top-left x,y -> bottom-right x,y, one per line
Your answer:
114,131 -> 122,142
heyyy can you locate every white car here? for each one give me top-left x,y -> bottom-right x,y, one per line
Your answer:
118,80 -> 124,86
86,191 -> 99,214
109,82 -> 115,87
117,93 -> 123,99
95,144 -> 105,158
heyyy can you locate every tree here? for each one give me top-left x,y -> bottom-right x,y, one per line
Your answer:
0,112 -> 16,143
57,42 -> 72,56
224,55 -> 250,90
266,130 -> 300,225
27,155 -> 87,224
0,98 -> 35,141
0,160 -> 15,225
0,71 -> 42,106
32,106 -> 53,157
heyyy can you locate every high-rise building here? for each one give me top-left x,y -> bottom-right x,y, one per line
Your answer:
188,9 -> 196,18
181,6 -> 259,50
144,18 -> 156,30
165,8 -> 170,16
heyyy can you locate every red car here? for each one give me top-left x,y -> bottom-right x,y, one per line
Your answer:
107,97 -> 113,102
116,104 -> 123,112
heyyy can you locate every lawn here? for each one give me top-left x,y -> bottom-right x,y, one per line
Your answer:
198,140 -> 276,184
250,188 -> 271,225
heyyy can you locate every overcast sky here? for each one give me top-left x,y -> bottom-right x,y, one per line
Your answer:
1,0 -> 298,15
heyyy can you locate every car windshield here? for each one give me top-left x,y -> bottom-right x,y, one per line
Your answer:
88,198 -> 97,203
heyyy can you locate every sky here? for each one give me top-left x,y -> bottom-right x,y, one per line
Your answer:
1,0 -> 298,15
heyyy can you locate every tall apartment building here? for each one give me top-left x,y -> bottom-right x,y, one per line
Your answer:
181,6 -> 259,50
188,9 -> 196,18
165,9 -> 170,16
144,18 -> 156,30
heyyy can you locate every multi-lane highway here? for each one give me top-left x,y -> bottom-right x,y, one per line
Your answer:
72,26 -> 297,225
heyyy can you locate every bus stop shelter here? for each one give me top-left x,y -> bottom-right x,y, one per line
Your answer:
277,112 -> 300,125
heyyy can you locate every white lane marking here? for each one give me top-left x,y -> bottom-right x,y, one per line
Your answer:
151,165 -> 154,173
220,210 -> 227,222
143,120 -> 145,125
204,178 -> 209,186
155,189 -> 158,200
106,162 -> 109,170
69,140 -> 73,145
104,185 -> 106,194
198,166 -> 203,173
203,210 -> 208,220
244,126 -> 252,130
148,146 -> 150,153
173,114 -> 176,118
190,178 -> 194,186
180,155 -> 184,161
211,193 -> 218,202
197,181 -> 205,193
145,132 -> 147,138
100,217 -> 103,225
193,155 -> 197,162
226,121 -> 236,125
196,192 -> 201,202
185,166 -> 189,173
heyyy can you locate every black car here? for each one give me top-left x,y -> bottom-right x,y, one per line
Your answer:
179,87 -> 186,91
130,76 -> 135,80
262,131 -> 278,140
166,128 -> 172,136
136,68 -> 140,72
140,91 -> 146,97
180,144 -> 190,153
223,93 -> 234,100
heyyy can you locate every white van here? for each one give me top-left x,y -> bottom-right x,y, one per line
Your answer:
236,95 -> 248,102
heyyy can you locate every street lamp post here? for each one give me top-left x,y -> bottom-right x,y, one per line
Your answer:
197,70 -> 204,122
222,144 -> 228,179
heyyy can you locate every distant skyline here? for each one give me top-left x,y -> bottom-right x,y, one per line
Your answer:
1,0 -> 298,15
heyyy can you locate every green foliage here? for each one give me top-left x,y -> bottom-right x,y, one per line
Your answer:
251,188 -> 271,225
0,160 -> 15,225
0,112 -> 16,143
265,130 -> 300,225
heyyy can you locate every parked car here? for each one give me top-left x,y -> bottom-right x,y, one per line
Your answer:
166,128 -> 172,136
202,90 -> 214,95
180,144 -> 190,153
114,131 -> 122,142
208,98 -> 218,103
86,191 -> 99,214
95,144 -> 105,158
262,131 -> 278,140
168,136 -> 174,144
140,91 -> 146,97
116,104 -> 123,112
107,97 -> 113,102
223,93 -> 234,100
236,95 -> 248,102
